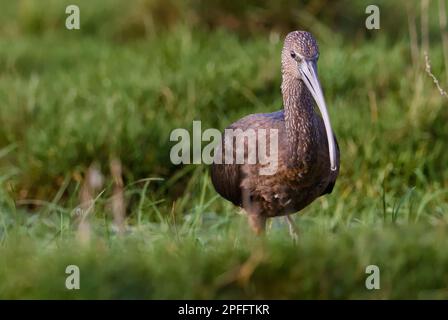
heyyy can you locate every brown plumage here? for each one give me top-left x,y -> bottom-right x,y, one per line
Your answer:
211,31 -> 340,234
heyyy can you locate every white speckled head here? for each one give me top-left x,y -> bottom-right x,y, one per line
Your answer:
282,31 -> 319,78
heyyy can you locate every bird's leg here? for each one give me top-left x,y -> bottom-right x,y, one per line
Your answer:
285,215 -> 299,242
248,214 -> 267,235
242,190 -> 266,235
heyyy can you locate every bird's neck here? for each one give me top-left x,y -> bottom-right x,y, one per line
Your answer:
281,75 -> 319,166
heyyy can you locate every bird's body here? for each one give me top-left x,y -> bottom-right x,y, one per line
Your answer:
211,31 -> 340,234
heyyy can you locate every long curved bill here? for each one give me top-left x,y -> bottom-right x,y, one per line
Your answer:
299,60 -> 337,171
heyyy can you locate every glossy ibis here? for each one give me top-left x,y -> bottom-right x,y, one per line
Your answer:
211,31 -> 340,236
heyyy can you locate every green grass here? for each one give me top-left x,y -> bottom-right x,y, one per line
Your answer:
0,0 -> 447,299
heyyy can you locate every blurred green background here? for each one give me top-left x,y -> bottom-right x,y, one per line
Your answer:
0,0 -> 447,299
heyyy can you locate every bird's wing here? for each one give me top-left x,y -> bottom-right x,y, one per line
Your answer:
210,153 -> 243,206
210,111 -> 285,207
210,120 -> 248,207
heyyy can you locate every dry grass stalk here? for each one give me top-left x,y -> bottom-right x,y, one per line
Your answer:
214,246 -> 265,288
407,3 -> 419,67
421,0 -> 430,55
424,51 -> 448,99
368,90 -> 378,123
110,158 -> 126,235
439,0 -> 448,82
78,163 -> 104,244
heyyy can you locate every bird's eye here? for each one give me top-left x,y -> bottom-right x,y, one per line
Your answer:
290,51 -> 296,59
